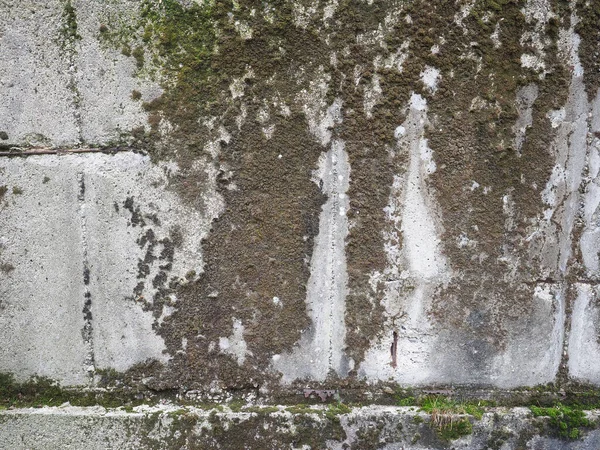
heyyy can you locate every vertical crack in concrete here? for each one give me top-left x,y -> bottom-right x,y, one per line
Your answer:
528,11 -> 596,383
77,172 -> 94,382
273,140 -> 350,382
61,1 -> 83,144
526,7 -> 600,384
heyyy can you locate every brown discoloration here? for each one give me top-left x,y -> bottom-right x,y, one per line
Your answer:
421,0 -> 570,351
112,0 -> 578,390
575,0 -> 600,100
156,115 -> 326,388
122,0 -> 334,389
328,0 -> 414,368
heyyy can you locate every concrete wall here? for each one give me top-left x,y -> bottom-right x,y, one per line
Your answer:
2,0 -> 600,394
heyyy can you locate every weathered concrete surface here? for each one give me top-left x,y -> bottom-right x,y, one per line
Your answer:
0,0 -> 157,147
0,1 -> 79,146
1,405 -> 599,450
2,0 -> 600,397
0,158 -> 89,385
0,153 -> 220,383
273,138 -> 351,382
361,93 -> 451,385
569,283 -> 600,385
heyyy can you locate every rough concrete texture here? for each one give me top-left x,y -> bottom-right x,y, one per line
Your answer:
3,405 -> 600,449
273,138 -> 352,382
2,0 -> 600,416
0,405 -> 598,450
6,0 -> 600,446
0,0 -> 158,147
0,153 -> 220,383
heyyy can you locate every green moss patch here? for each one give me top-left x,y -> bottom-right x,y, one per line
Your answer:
530,403 -> 593,440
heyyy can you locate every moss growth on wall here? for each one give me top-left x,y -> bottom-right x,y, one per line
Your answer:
91,0 -> 589,393
575,0 -> 600,100
530,403 -> 592,440
61,0 -> 81,45
0,373 -> 150,409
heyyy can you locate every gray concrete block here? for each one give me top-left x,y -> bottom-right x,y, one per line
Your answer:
1,405 -> 599,449
0,157 -> 89,385
73,0 -> 161,144
0,153 -> 216,384
0,1 -> 80,146
568,283 -> 600,384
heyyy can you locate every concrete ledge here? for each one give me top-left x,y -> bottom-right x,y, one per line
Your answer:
1,405 -> 600,449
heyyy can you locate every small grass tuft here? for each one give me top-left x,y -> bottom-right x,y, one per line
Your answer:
420,396 -> 482,441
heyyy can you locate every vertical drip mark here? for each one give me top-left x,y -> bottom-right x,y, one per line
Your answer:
272,140 -> 350,382
78,172 -> 95,382
558,283 -> 571,384
391,331 -> 398,368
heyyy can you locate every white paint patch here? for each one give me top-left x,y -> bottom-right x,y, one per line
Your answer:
219,318 -> 251,365
360,93 -> 449,384
273,140 -> 350,382
420,66 -> 440,93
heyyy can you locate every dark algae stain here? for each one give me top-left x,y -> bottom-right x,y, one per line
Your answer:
128,0 -> 332,389
575,0 -> 600,100
384,0 -> 571,368
109,0 -> 580,390
158,114 -> 325,389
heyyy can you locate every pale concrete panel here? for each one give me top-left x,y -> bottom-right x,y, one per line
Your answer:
0,157 -> 89,384
0,1 -> 80,146
82,153 -> 177,372
0,153 -> 217,384
568,283 -> 600,384
73,0 -> 162,144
